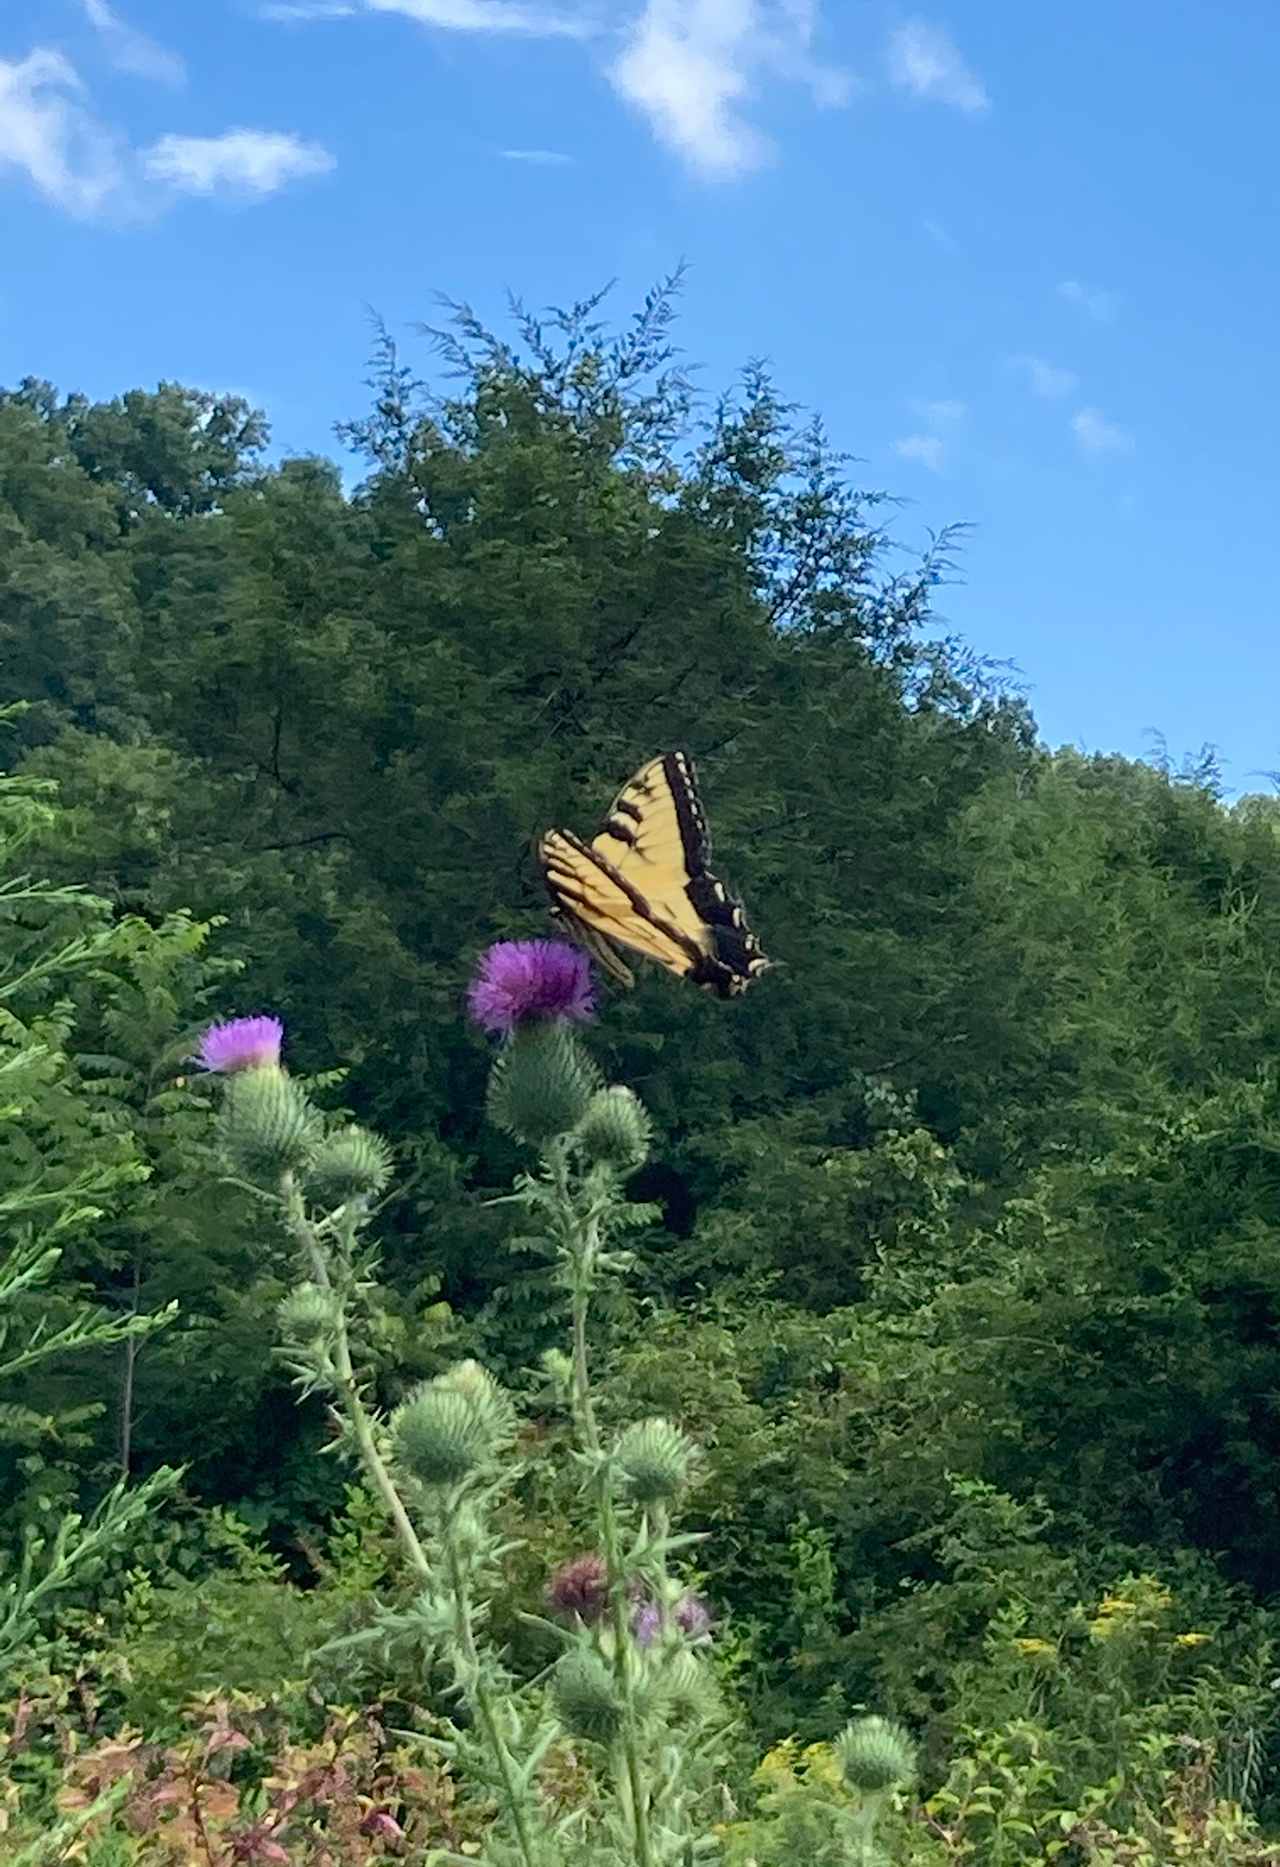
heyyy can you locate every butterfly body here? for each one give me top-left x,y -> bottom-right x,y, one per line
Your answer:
539,751 -> 770,997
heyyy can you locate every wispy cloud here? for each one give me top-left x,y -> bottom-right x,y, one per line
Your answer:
262,0 -> 580,25
0,48 -> 123,217
81,0 -> 186,85
500,146 -> 572,162
913,397 -> 965,424
259,1 -> 356,16
888,19 -> 988,112
922,214 -> 959,253
258,0 -> 848,176
365,0 -> 590,35
1011,354 -> 1078,399
608,0 -> 849,180
143,128 -> 335,197
1071,407 -> 1133,456
1059,278 -> 1119,322
894,434 -> 945,472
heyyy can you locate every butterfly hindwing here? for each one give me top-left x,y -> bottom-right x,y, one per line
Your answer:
539,751 -> 769,997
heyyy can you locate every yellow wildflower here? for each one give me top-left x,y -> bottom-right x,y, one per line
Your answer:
1175,1631 -> 1212,1648
1097,1595 -> 1137,1617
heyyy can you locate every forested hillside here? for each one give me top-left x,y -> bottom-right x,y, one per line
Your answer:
7,287 -> 1280,1861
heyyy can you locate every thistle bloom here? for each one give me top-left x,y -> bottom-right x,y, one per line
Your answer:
547,1553 -> 610,1626
467,940 -> 595,1035
196,1015 -> 284,1074
631,1591 -> 712,1648
676,1593 -> 713,1640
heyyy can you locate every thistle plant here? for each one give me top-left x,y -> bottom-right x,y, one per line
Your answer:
200,1013 -> 552,1867
836,1716 -> 917,1865
200,948 -> 909,1867
472,944 -> 726,1867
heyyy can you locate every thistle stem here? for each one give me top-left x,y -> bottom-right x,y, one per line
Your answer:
441,1501 -> 544,1867
571,1266 -> 600,1456
280,1173 -> 430,1580
851,1797 -> 883,1867
566,1199 -> 656,1867
280,1174 -> 545,1867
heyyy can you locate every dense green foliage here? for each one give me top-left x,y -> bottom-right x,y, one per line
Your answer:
5,283 -> 1280,1857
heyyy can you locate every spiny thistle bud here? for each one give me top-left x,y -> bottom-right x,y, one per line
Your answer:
304,1125 -> 393,1207
541,1348 -> 573,1393
614,1417 -> 695,1506
551,1650 -> 624,1745
836,1716 -> 917,1795
486,1021 -> 602,1149
447,1502 -> 488,1563
276,1283 -> 335,1343
576,1086 -> 652,1172
436,1358 -> 496,1404
653,1649 -> 715,1721
218,1066 -> 318,1180
391,1381 -> 498,1489
433,1360 -> 515,1446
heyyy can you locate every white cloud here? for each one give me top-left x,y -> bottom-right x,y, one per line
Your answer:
500,146 -> 572,162
1012,354 -> 1078,399
0,48 -> 335,219
894,434 -> 945,471
142,128 -> 335,197
914,397 -> 964,424
1071,407 -> 1133,456
0,48 -> 123,217
365,0 -> 590,35
258,0 -> 848,176
1059,278 -> 1118,322
259,1 -> 356,15
608,0 -> 848,179
888,19 -> 988,112
81,0 -> 186,85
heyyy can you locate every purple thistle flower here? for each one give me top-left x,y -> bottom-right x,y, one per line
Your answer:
195,1016 -> 284,1075
467,940 -> 595,1036
630,1591 -> 712,1648
676,1592 -> 713,1639
631,1601 -> 663,1649
547,1553 -> 610,1626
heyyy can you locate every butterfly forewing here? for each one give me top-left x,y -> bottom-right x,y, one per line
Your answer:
540,750 -> 769,997
541,830 -> 701,977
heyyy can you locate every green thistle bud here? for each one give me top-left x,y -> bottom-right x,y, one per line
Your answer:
541,1348 -> 573,1392
304,1125 -> 393,1207
436,1358 -> 495,1401
486,1022 -> 601,1149
447,1502 -> 488,1563
576,1086 -> 652,1172
551,1649 -> 624,1745
391,1382 -> 495,1489
836,1715 -> 917,1794
218,1066 -> 318,1180
614,1418 -> 695,1506
276,1283 -> 335,1343
652,1649 -> 715,1722
434,1360 -> 516,1446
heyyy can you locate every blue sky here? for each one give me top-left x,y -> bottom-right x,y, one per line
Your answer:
4,0 -> 1278,793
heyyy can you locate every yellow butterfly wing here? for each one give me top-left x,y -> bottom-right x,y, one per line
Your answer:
540,751 -> 770,997
540,830 -> 705,981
